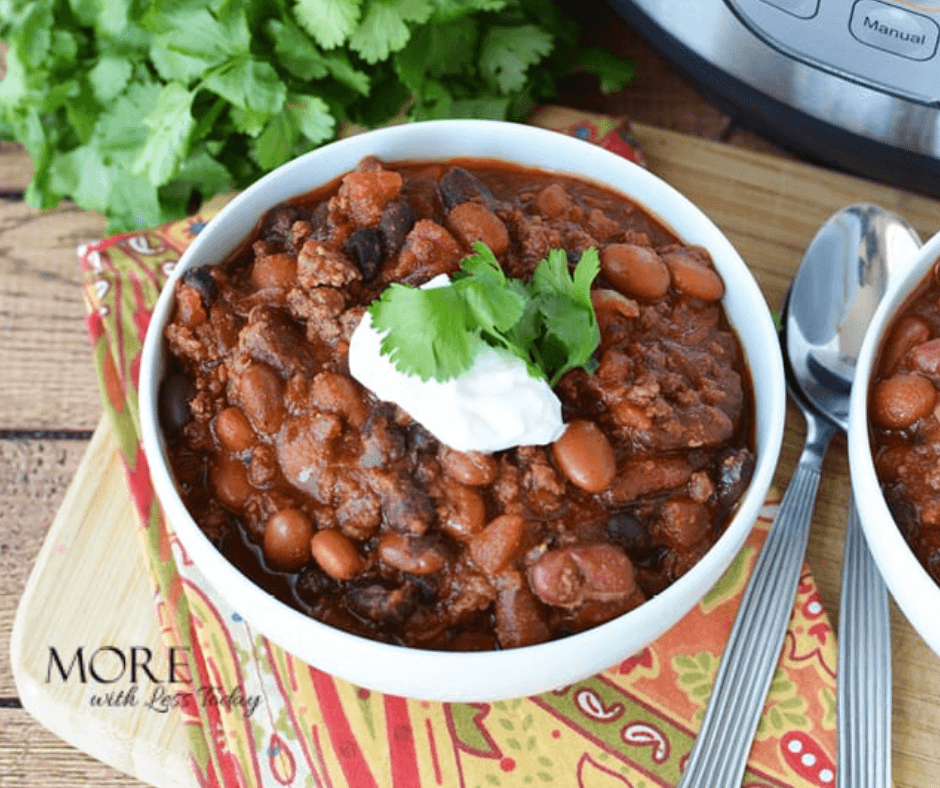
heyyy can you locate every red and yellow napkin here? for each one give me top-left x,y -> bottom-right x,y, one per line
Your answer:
80,106 -> 837,788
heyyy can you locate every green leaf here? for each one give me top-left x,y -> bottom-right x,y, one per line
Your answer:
480,24 -> 554,94
294,0 -> 362,49
93,81 -> 162,156
66,80 -> 101,144
349,0 -> 432,64
11,4 -> 53,69
370,283 -> 480,382
431,0 -> 507,22
88,54 -> 134,104
254,111 -> 298,170
170,148 -> 234,197
565,47 -> 637,94
230,105 -> 271,137
133,83 -> 195,186
287,93 -> 336,144
150,38 -> 219,84
49,145 -> 113,212
204,58 -> 286,113
268,18 -> 331,80
455,243 -> 528,338
395,19 -> 478,89
450,95 -> 511,120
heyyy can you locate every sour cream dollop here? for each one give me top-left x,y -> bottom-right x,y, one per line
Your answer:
348,279 -> 565,453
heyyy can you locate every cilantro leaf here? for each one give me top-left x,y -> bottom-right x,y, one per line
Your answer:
294,0 -> 363,49
480,25 -> 554,94
455,243 -> 528,340
367,245 -> 600,384
133,82 -> 195,186
349,0 -> 433,64
369,283 -> 481,381
89,54 -> 134,104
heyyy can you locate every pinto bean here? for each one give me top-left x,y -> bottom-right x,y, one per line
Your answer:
212,455 -> 252,511
214,406 -> 256,452
653,498 -> 710,549
662,247 -> 724,301
601,243 -> 670,300
552,420 -> 616,493
264,508 -> 314,572
533,183 -> 576,219
871,373 -> 937,428
907,338 -> 940,379
592,288 -> 640,346
310,527 -> 365,580
233,362 -> 284,434
446,201 -> 510,257
469,514 -> 527,574
309,371 -> 368,428
493,571 -> 551,648
377,532 -> 447,575
606,457 -> 693,504
882,315 -> 932,374
439,446 -> 498,486
437,481 -> 488,540
528,544 -> 636,608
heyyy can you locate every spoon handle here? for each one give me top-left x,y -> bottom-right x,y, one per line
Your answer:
676,413 -> 836,788
837,497 -> 892,788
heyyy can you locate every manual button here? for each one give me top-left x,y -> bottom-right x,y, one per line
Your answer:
850,0 -> 939,60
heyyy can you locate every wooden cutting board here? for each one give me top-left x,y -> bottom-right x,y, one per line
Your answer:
10,123 -> 940,787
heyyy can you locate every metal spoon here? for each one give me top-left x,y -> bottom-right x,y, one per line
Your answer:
676,204 -> 921,788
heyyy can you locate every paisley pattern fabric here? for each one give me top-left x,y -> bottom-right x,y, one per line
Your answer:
80,106 -> 836,788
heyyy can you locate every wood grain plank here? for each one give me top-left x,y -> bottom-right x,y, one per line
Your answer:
0,711 -> 146,787
0,438 -> 91,697
0,199 -> 107,431
0,143 -> 33,194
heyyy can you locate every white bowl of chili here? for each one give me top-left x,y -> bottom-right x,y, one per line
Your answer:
140,119 -> 787,700
848,229 -> 940,660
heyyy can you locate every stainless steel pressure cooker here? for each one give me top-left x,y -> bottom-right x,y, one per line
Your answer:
608,0 -> 940,196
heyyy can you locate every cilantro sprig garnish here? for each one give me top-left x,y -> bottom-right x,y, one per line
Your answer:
0,1 -> 634,233
368,243 -> 601,385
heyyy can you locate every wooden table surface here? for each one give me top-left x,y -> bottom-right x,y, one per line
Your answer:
2,5 -> 939,786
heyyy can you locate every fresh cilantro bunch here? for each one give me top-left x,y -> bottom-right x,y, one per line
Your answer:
369,242 -> 601,385
0,0 -> 634,232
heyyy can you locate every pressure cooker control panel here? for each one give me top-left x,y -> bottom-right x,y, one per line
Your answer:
724,0 -> 940,104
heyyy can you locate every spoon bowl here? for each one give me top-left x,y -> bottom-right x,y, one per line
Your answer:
785,203 -> 921,430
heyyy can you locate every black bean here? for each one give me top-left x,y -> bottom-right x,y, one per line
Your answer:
344,227 -> 384,280
606,510 -> 649,552
438,166 -> 495,210
633,545 -> 668,569
346,582 -> 418,625
180,266 -> 218,308
378,197 -> 415,256
295,566 -> 337,606
715,448 -> 755,507
158,372 -> 195,443
260,203 -> 309,247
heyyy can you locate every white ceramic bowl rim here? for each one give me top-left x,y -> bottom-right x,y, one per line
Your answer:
848,228 -> 940,658
139,119 -> 787,701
